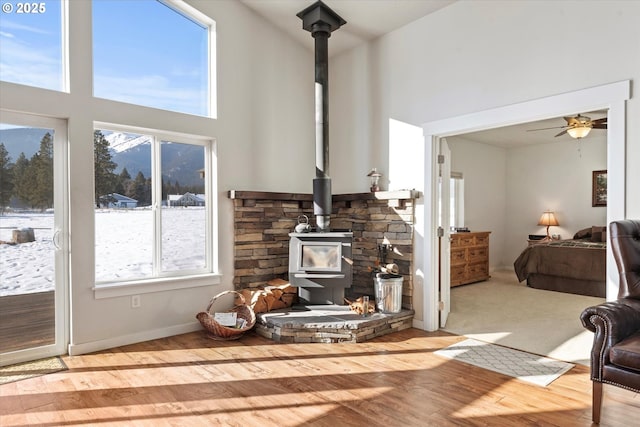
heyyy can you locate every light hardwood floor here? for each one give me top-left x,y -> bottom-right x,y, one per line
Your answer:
1,328 -> 637,426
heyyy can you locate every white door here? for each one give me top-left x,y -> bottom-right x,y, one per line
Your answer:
0,111 -> 68,366
438,138 -> 452,327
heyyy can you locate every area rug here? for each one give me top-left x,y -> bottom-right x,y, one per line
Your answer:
0,356 -> 68,385
435,338 -> 574,387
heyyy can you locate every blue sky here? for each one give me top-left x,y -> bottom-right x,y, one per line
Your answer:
0,0 -> 208,116
0,0 -> 62,90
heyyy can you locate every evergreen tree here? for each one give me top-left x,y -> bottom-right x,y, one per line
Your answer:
12,153 -> 31,207
114,167 -> 131,195
0,143 -> 13,213
161,177 -> 167,201
31,132 -> 54,210
94,130 -> 117,207
132,171 -> 151,206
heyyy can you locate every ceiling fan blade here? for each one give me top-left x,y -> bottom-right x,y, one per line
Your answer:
527,125 -> 567,132
564,116 -> 580,126
555,129 -> 569,137
591,117 -> 607,124
592,124 -> 607,129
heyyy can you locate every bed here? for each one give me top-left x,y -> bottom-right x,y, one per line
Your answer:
513,226 -> 606,297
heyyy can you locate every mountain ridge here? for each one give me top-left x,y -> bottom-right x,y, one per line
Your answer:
0,128 -> 204,187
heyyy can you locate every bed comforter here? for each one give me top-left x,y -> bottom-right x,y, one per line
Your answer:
513,239 -> 606,297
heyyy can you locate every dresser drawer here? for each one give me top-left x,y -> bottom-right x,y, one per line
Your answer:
449,231 -> 491,287
474,234 -> 490,246
468,247 -> 488,262
451,233 -> 475,248
467,262 -> 489,280
451,248 -> 467,265
451,265 -> 466,286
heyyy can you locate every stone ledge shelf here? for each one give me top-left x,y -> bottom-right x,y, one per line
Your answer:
255,305 -> 415,343
228,189 -> 421,208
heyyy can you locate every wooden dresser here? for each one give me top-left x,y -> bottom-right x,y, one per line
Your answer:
450,231 -> 491,287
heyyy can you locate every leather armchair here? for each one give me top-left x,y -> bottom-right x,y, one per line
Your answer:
580,219 -> 640,423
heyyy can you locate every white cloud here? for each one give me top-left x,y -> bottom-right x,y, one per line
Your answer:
94,73 -> 207,116
0,37 -> 61,90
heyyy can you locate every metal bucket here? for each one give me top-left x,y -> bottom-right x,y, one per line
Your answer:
374,275 -> 403,313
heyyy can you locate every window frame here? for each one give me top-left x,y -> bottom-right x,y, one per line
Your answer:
162,0 -> 217,118
0,0 -> 69,92
450,172 -> 464,229
93,122 -> 219,299
91,0 -> 216,118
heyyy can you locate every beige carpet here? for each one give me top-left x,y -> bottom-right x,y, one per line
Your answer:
0,356 -> 67,385
441,269 -> 604,366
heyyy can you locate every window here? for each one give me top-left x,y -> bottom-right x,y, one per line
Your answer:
450,172 -> 464,229
94,126 -> 215,284
0,0 -> 65,91
92,0 -> 213,117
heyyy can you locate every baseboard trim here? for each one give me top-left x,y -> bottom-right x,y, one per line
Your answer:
68,322 -> 203,356
412,318 -> 427,330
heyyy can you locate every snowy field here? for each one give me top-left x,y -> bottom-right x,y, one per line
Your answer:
0,208 -> 206,296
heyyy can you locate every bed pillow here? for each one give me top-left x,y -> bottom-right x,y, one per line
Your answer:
573,227 -> 592,239
591,226 -> 606,242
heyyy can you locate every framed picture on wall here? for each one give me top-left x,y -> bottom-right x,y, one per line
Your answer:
592,170 -> 607,207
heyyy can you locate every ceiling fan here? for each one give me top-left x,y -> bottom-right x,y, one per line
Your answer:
528,114 -> 607,139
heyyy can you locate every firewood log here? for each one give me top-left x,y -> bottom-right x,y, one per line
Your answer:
344,297 -> 375,315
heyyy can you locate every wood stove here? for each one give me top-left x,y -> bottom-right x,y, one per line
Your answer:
288,231 -> 353,304
288,2 -> 351,305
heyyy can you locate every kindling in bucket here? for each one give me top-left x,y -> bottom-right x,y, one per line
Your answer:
374,273 -> 403,313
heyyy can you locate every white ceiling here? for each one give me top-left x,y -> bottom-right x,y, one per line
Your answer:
240,0 -> 456,57
239,1 -> 607,148
456,110 -> 608,148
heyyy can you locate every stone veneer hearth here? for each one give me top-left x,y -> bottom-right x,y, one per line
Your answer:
229,190 -> 420,309
255,306 -> 415,343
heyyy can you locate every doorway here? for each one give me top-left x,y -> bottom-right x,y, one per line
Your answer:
0,111 -> 68,366
439,114 -> 608,364
421,80 -> 630,332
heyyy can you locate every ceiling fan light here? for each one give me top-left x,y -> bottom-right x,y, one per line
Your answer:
567,126 -> 592,139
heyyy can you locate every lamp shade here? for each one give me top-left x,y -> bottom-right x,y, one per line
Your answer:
538,211 -> 559,227
567,126 -> 592,139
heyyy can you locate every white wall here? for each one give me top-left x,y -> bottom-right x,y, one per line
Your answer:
447,134 -> 607,271
446,137 -> 507,270
505,136 -> 607,260
0,0 -> 316,353
330,0 -> 640,325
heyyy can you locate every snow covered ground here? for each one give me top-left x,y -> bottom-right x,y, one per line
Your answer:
0,208 -> 206,296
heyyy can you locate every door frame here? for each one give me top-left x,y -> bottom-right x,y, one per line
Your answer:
420,80 -> 630,332
1,110 -> 69,366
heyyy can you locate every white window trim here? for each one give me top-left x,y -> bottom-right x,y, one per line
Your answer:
93,122 -> 219,298
93,273 -> 222,299
162,0 -> 218,118
92,0 -> 216,118
450,172 -> 464,229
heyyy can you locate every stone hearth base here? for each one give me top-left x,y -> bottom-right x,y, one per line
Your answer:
255,305 -> 414,343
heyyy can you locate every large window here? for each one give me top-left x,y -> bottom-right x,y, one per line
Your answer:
0,0 -> 64,91
92,0 -> 213,117
94,126 -> 214,284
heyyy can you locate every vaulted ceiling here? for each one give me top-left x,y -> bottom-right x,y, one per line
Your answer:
240,0 -> 455,57
239,1 -> 607,148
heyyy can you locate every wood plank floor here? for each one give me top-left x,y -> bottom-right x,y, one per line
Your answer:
1,328 -> 638,426
0,292 -> 55,353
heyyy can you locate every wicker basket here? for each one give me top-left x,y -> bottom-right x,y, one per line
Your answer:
196,291 -> 256,340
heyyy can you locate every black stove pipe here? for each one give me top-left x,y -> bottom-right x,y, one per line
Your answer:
297,1 -> 346,232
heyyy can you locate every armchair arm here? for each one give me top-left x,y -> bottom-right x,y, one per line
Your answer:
580,299 -> 640,380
